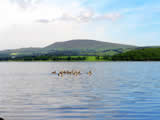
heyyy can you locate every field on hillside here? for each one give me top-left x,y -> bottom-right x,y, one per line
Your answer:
112,47 -> 160,61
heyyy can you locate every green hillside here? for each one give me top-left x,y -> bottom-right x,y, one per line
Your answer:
0,47 -> 44,58
112,47 -> 160,61
0,39 -> 136,58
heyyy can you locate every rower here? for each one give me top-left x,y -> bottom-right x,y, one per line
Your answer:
88,70 -> 92,76
52,71 -> 56,74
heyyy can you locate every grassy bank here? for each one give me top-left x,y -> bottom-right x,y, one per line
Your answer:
0,56 -> 111,62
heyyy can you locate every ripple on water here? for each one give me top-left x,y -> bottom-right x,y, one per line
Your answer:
0,62 -> 160,120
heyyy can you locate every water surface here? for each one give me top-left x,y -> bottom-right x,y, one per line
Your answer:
0,62 -> 160,120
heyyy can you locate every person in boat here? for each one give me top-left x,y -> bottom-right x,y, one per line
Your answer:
88,70 -> 92,75
58,71 -> 64,77
52,71 -> 56,74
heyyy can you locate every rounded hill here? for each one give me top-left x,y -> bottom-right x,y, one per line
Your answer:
45,39 -> 136,50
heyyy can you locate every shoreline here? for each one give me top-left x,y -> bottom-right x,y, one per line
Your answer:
0,60 -> 160,62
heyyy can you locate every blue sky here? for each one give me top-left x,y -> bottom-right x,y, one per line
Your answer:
0,0 -> 159,50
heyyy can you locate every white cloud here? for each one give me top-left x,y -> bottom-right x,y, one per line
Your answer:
36,10 -> 121,23
10,0 -> 41,9
2,0 -> 122,26
0,0 -> 123,50
35,19 -> 51,23
96,13 -> 122,21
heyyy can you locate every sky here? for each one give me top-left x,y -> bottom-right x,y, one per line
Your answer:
0,0 -> 160,50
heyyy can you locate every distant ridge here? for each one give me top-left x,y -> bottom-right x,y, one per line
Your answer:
45,39 -> 136,50
0,39 -> 137,57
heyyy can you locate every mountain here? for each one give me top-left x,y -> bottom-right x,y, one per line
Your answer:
112,47 -> 160,61
45,39 -> 135,50
0,39 -> 137,58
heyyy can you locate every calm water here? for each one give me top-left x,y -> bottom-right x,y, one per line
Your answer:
0,62 -> 160,120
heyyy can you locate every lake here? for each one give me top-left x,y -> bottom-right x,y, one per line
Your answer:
0,62 -> 160,120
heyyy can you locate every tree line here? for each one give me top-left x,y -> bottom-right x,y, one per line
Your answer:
112,48 -> 160,61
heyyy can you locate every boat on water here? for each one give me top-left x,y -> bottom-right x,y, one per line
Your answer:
51,70 -> 92,76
